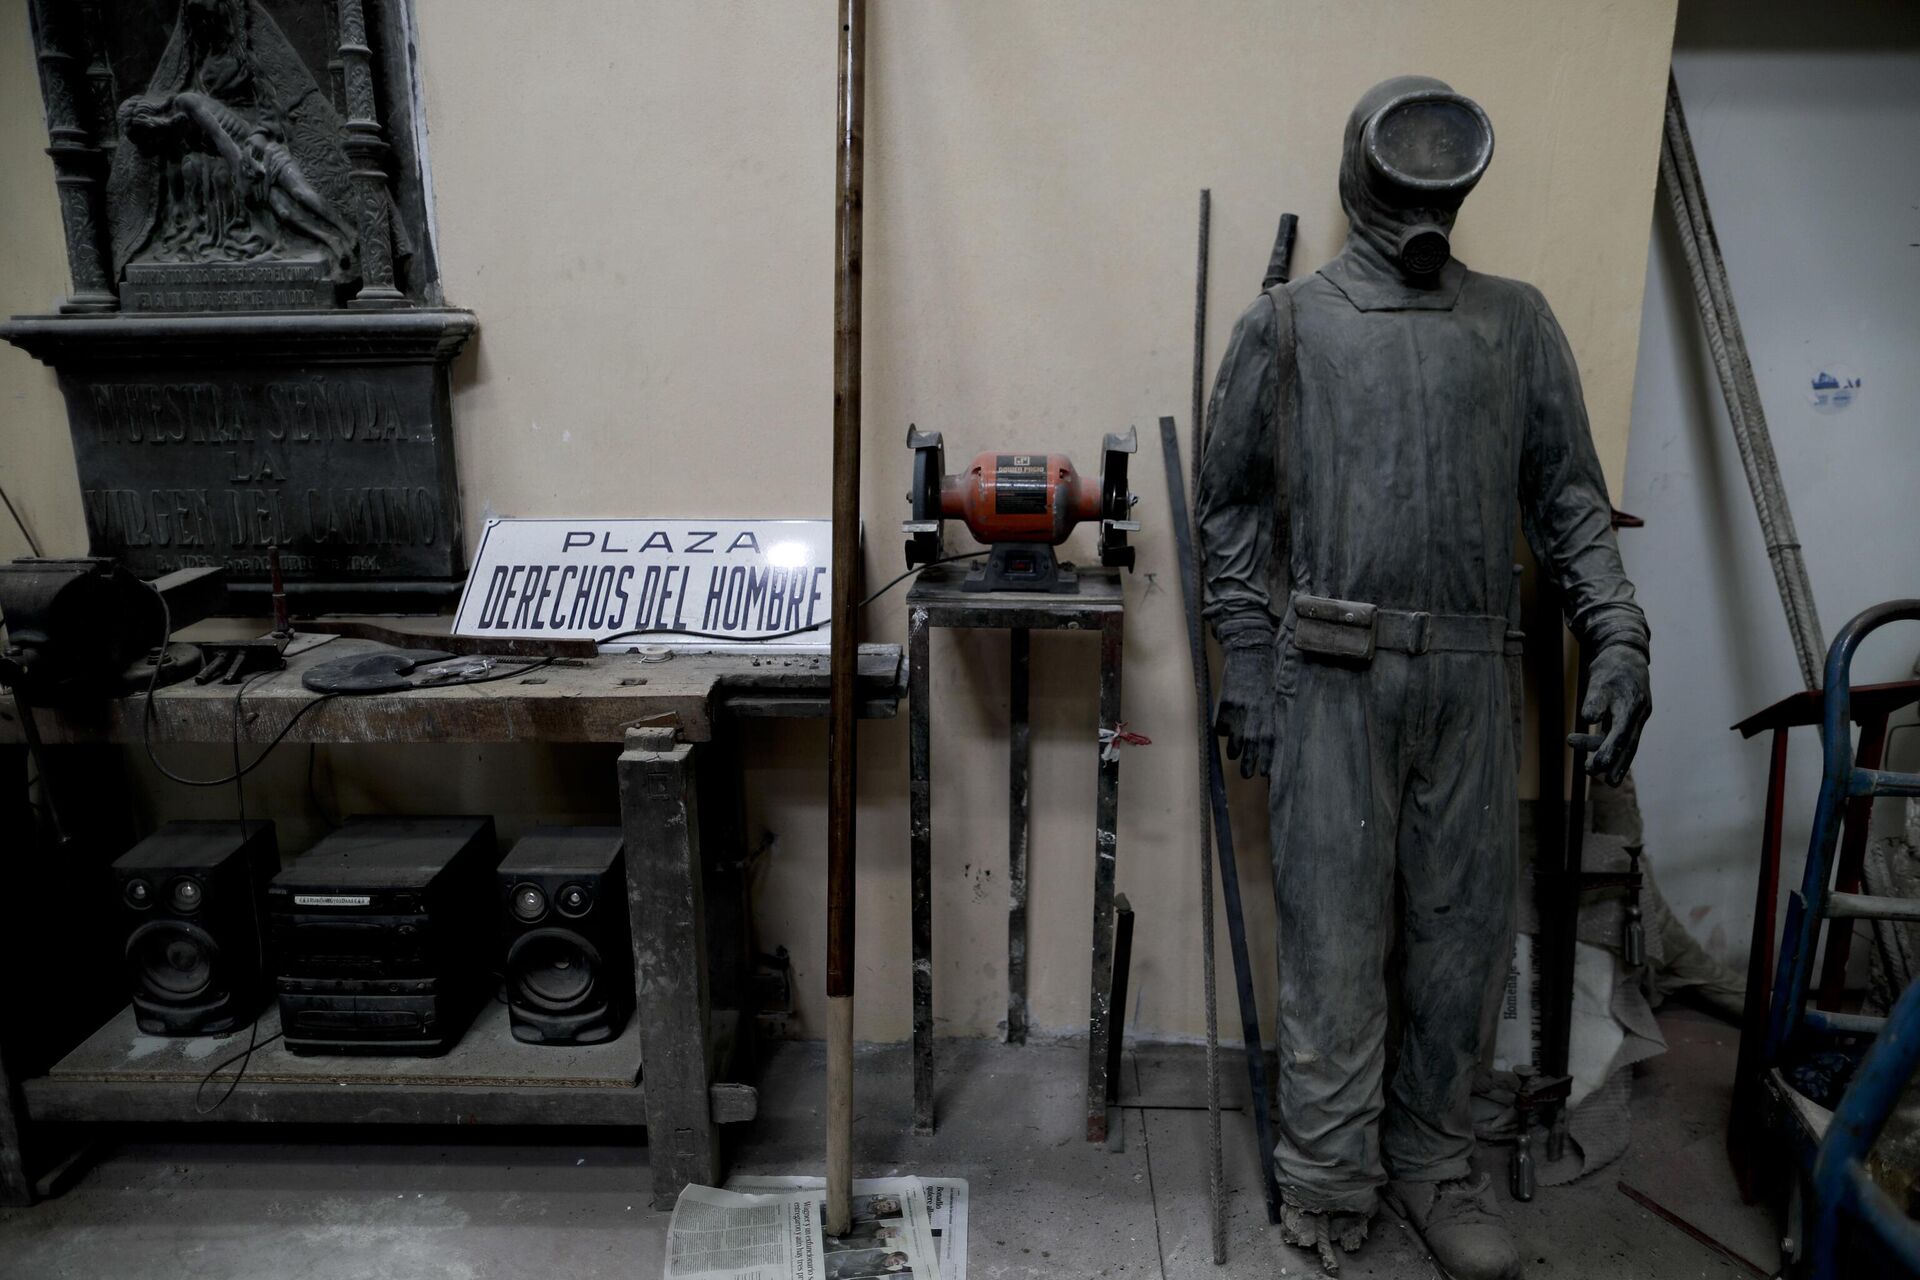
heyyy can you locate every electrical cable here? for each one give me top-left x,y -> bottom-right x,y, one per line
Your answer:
595,552 -> 983,647
195,1029 -> 284,1115
0,483 -> 42,558
197,671 -> 275,1114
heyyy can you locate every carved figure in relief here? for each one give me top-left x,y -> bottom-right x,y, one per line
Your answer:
106,0 -> 359,279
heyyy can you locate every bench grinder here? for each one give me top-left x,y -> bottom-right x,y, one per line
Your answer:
901,425 -> 1139,593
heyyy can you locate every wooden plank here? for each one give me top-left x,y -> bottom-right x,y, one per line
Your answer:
24,1079 -> 649,1127
0,641 -> 904,747
718,695 -> 899,720
50,1002 -> 641,1090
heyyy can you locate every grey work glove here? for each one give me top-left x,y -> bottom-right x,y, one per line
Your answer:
1570,644 -> 1651,787
1215,638 -> 1277,779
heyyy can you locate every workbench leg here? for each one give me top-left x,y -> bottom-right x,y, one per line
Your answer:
621,727 -> 717,1208
910,607 -> 935,1135
1086,615 -> 1124,1143
1007,626 -> 1031,1046
698,714 -> 756,1081
1730,727 -> 1789,1201
0,744 -> 31,1205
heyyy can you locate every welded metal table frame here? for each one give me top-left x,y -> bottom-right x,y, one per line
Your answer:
0,636 -> 903,1209
905,562 -> 1125,1142
1724,675 -> 1920,1201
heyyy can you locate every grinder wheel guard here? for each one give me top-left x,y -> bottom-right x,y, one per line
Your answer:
902,425 -> 1138,593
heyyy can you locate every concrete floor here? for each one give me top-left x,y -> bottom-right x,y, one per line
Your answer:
0,1008 -> 1773,1279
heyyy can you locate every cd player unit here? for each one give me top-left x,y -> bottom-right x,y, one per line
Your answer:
268,815 -> 497,1056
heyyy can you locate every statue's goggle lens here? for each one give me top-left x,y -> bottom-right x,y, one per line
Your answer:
1365,95 -> 1493,193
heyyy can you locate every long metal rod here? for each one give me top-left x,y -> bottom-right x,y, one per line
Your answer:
1162,416 -> 1282,1227
1659,73 -> 1822,689
1617,1182 -> 1769,1278
1007,626 -> 1031,1044
825,0 -> 866,1239
1188,190 -> 1228,1265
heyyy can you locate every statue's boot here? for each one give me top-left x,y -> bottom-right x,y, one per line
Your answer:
1385,1174 -> 1522,1280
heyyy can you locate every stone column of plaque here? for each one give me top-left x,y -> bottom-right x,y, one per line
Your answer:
337,0 -> 408,309
81,4 -> 118,162
27,0 -> 117,314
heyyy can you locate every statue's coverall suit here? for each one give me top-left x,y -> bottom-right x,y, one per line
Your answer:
1195,81 -> 1650,1219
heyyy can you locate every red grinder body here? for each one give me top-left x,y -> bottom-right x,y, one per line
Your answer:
903,427 -> 1138,594
940,452 -> 1104,547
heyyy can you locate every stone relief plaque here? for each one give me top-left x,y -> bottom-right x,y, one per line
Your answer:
6,1 -> 471,608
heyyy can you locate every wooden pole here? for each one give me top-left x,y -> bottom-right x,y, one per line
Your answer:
825,0 -> 866,1240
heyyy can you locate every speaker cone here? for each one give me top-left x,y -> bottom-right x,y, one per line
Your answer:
556,882 -> 593,917
507,928 -> 602,1012
168,876 -> 205,913
127,920 -> 220,1002
510,882 -> 548,923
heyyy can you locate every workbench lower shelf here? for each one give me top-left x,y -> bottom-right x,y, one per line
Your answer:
25,1001 -> 647,1126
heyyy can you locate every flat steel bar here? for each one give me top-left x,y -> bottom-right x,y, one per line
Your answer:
908,606 -> 935,1135
1084,612 -> 1124,1143
1105,894 -> 1135,1104
1007,626 -> 1031,1045
1161,416 -> 1282,1223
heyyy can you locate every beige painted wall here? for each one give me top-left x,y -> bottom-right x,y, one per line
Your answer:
0,0 -> 1677,1043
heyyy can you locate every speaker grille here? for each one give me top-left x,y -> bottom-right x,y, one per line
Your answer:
127,920 -> 220,1002
507,929 -> 602,1011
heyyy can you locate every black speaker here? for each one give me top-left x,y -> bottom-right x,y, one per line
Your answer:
112,820 -> 277,1036
498,827 -> 631,1045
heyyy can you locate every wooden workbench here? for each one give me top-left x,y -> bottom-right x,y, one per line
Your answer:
0,634 -> 903,1209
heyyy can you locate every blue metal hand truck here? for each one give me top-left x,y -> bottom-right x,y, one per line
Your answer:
1764,599 -> 1920,1279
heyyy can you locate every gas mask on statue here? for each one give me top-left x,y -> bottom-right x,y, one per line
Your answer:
1339,77 -> 1494,281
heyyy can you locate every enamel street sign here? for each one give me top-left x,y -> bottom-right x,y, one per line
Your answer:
453,517 -> 833,649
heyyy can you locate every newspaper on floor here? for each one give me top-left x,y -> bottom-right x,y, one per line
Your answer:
729,1176 -> 968,1280
667,1178 -> 946,1280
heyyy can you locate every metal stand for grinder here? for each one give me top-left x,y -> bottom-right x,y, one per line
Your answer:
903,562 -> 1132,1144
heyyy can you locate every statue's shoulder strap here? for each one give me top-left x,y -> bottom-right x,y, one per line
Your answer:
1262,281 -> 1299,571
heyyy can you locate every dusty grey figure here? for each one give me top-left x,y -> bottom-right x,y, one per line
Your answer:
1196,77 -> 1651,1279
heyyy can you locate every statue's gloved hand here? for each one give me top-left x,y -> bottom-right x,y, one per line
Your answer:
1573,644 -> 1651,787
1215,638 -> 1277,779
